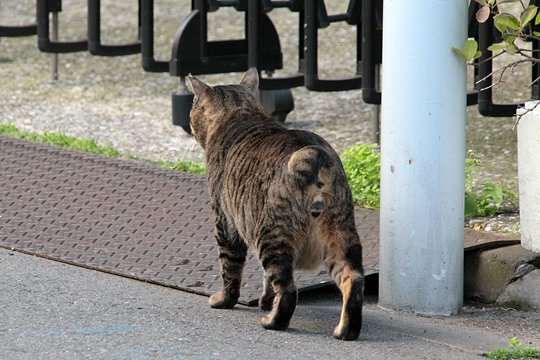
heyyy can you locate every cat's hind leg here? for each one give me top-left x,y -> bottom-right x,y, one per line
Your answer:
258,239 -> 297,330
209,222 -> 248,309
259,272 -> 276,311
324,230 -> 364,341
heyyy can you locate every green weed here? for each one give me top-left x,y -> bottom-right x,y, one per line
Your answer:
340,145 -> 516,217
340,144 -> 380,209
485,337 -> 540,360
464,151 -> 516,218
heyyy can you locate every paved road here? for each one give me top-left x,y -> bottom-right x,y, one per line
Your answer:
1,248 -> 538,360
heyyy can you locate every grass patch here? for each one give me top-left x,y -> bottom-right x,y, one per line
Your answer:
154,159 -> 206,175
485,337 -> 540,360
0,123 -> 205,175
0,123 -> 120,157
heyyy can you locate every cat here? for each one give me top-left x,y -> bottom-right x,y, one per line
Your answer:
187,68 -> 364,340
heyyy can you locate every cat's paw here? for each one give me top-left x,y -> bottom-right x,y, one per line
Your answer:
209,292 -> 237,309
260,314 -> 290,331
333,323 -> 361,341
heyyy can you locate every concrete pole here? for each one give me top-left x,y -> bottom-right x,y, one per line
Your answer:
379,0 -> 467,315
517,102 -> 540,253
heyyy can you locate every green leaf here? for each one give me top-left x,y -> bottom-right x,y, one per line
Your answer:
520,5 -> 538,27
474,50 -> 482,59
534,31 -> 540,37
460,39 -> 479,61
487,43 -> 507,51
452,47 -> 467,61
506,43 -> 517,54
503,33 -> 517,45
476,4 -> 491,23
340,144 -> 381,209
536,11 -> 540,25
494,13 -> 521,34
464,192 -> 479,218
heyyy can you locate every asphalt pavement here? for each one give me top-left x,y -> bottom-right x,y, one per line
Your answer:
1,248 -> 539,360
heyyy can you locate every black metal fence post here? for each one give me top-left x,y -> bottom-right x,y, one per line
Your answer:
87,0 -> 141,56
0,0 -> 36,37
37,0 -> 88,53
140,0 -> 168,72
304,0 -> 362,91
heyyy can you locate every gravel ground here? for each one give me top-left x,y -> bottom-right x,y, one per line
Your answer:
0,1 -> 522,233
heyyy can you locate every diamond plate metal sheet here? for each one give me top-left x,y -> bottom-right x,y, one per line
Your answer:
0,136 -> 519,306
0,137 -> 370,305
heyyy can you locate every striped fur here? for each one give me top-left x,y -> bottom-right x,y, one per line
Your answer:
188,69 -> 364,340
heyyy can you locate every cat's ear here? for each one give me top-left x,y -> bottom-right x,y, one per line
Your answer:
240,68 -> 259,94
188,75 -> 213,99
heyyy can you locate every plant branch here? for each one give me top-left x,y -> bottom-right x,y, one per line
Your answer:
514,100 -> 540,130
468,50 -> 506,67
475,58 -> 531,89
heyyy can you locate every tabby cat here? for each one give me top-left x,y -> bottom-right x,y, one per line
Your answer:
188,68 -> 364,340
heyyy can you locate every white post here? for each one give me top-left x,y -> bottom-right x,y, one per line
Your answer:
379,0 -> 467,315
517,101 -> 540,253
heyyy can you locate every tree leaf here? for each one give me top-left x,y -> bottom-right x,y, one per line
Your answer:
452,47 -> 467,61
506,43 -> 517,54
535,11 -> 540,25
474,50 -> 482,59
463,41 -> 477,58
462,39 -> 479,61
503,33 -> 518,45
520,5 -> 538,27
487,43 -> 507,51
494,13 -> 521,33
476,5 -> 491,23
533,31 -> 540,36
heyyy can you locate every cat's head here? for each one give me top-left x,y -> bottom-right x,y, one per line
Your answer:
187,68 -> 261,149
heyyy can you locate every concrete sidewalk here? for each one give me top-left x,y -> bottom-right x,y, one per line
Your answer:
1,249 -> 539,360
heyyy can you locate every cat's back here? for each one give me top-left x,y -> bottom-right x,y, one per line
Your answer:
219,115 -> 336,167
219,115 -> 346,199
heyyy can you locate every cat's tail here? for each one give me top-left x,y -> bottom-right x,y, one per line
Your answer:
287,146 -> 333,218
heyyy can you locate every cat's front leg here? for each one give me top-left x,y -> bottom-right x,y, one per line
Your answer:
209,221 -> 248,309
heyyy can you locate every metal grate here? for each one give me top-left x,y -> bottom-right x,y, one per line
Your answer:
0,136 -> 519,305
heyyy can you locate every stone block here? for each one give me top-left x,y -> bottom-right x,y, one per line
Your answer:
464,245 -> 540,303
497,269 -> 540,310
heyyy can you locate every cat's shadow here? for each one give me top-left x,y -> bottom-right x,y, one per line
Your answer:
281,282 -> 382,341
